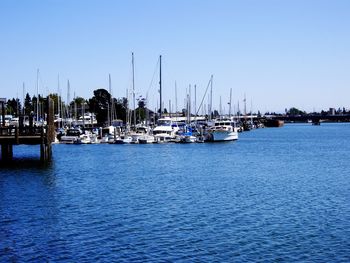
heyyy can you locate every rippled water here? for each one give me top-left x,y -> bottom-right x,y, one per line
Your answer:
1,123 -> 350,262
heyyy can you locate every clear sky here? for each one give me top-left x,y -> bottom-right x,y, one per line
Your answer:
0,0 -> 349,113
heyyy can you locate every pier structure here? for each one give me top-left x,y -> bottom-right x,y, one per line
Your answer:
258,114 -> 350,123
0,97 -> 55,163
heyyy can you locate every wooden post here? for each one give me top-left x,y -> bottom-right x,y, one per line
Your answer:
1,144 -> 13,161
47,97 -> 55,143
47,143 -> 52,161
40,127 -> 45,163
15,126 -> 19,144
39,96 -> 54,163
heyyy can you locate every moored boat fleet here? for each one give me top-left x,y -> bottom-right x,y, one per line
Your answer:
55,116 -> 263,145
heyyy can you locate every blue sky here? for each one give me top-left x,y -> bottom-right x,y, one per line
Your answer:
0,0 -> 349,113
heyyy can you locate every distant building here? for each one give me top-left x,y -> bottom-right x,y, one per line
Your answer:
329,108 -> 336,115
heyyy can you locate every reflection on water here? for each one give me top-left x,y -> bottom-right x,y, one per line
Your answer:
0,157 -> 52,169
0,145 -> 52,169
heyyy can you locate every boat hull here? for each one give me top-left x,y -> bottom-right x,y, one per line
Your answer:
206,131 -> 238,142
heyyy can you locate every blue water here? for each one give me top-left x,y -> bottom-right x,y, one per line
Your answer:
1,123 -> 350,262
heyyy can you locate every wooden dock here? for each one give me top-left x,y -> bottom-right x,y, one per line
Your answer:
0,97 -> 55,163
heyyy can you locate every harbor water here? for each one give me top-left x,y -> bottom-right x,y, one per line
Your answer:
1,123 -> 350,262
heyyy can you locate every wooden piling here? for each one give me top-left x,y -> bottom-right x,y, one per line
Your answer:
15,127 -> 19,144
39,97 -> 54,163
1,144 -> 13,161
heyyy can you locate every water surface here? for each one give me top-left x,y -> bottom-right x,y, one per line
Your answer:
1,123 -> 350,262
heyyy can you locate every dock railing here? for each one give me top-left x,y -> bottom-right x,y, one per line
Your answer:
0,97 -> 55,163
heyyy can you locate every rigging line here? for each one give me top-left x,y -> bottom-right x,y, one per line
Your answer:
145,57 -> 160,100
195,76 -> 212,116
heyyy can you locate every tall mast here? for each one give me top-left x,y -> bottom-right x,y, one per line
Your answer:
194,84 -> 197,123
36,69 -> 39,122
229,88 -> 232,118
159,55 -> 162,118
209,74 -> 213,121
126,88 -> 130,128
244,93 -> 247,121
175,81 -> 178,121
109,73 -> 113,125
67,79 -> 71,121
186,93 -> 190,124
132,52 -> 136,127
57,75 -> 60,129
189,84 -> 191,121
168,100 -> 171,118
237,100 -> 240,122
250,98 -> 253,123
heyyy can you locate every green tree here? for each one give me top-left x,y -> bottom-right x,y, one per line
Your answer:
287,107 -> 306,116
88,89 -> 111,125
136,96 -> 146,122
24,93 -> 32,115
113,97 -> 128,123
70,96 -> 86,117
6,98 -> 21,116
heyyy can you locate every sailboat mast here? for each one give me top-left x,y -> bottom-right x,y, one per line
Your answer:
132,52 -> 136,128
188,84 -> 191,124
250,98 -> 253,123
109,73 -> 113,126
57,75 -> 60,129
194,84 -> 197,123
36,69 -> 39,122
159,55 -> 162,118
126,88 -> 129,126
237,100 -> 240,122
209,74 -> 213,121
67,80 -> 70,118
175,81 -> 178,120
169,100 -> 171,118
244,93 -> 247,121
229,88 -> 232,118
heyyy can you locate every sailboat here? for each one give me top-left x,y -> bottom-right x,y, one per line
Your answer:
115,52 -> 139,144
205,76 -> 239,142
152,55 -> 179,143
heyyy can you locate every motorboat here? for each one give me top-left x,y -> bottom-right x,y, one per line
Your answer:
100,126 -> 117,144
114,135 -> 133,144
176,127 -> 197,143
205,119 -> 238,142
59,128 -> 81,144
153,117 -> 179,143
73,113 -> 97,126
138,134 -> 155,144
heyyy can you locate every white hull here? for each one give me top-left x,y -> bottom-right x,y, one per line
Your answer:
114,136 -> 133,144
176,135 -> 197,143
60,136 -> 78,144
154,134 -> 173,143
138,135 -> 155,144
207,131 -> 238,141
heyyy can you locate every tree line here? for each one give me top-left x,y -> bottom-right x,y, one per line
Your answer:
3,88 -> 150,126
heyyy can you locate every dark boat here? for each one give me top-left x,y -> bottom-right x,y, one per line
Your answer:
264,119 -> 284,127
